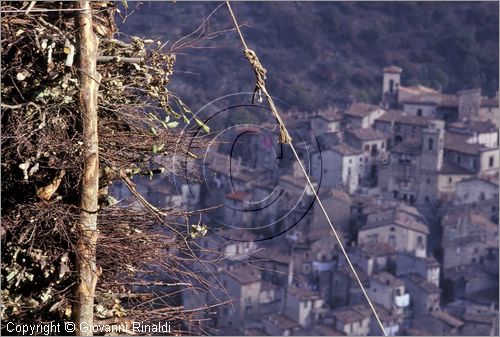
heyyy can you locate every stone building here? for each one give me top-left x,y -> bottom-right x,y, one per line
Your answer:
345,102 -> 386,129
412,311 -> 464,336
395,252 -> 440,287
373,110 -> 429,147
367,272 -> 409,315
215,265 -> 263,330
358,203 -> 429,258
309,107 -> 342,141
331,304 -> 372,336
284,286 -> 325,328
403,274 -> 441,315
311,143 -> 362,193
345,127 -> 389,181
441,209 -> 498,271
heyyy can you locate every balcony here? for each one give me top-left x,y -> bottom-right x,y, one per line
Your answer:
394,293 -> 410,308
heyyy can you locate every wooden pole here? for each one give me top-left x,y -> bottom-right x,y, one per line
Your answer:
75,1 -> 100,335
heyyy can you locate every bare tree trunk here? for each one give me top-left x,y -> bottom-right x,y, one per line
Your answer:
75,1 -> 100,335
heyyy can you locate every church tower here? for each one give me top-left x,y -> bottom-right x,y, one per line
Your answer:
418,120 -> 445,205
382,66 -> 402,109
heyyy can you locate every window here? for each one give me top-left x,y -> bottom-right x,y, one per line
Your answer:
426,178 -> 431,185
381,142 -> 385,149
417,108 -> 423,117
417,236 -> 424,248
364,144 -> 370,152
448,177 -> 453,184
389,235 -> 396,246
457,155 -> 462,165
349,159 -> 352,164
390,226 -> 395,232
489,156 -> 495,168
425,196 -> 430,203
389,79 -> 394,93
479,192 -> 486,201
428,138 -> 434,151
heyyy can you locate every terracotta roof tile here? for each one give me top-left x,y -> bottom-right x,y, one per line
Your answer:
347,127 -> 389,142
346,102 -> 382,118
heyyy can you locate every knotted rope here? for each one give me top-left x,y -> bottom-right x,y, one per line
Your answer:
227,3 -> 291,144
225,2 -> 387,335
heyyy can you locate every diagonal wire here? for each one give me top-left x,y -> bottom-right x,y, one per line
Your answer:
225,1 -> 387,335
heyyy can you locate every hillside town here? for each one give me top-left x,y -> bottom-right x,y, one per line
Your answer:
174,66 -> 499,336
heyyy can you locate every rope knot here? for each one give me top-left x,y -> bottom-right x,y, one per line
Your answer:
244,49 -> 266,103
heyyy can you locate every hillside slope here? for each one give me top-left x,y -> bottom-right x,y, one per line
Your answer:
120,1 -> 499,112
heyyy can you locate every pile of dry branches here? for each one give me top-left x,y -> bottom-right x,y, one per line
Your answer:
1,1 -> 221,334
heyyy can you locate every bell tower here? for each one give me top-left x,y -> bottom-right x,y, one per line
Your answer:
382,66 -> 402,109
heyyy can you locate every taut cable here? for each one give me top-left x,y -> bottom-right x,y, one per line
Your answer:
225,2 -> 387,335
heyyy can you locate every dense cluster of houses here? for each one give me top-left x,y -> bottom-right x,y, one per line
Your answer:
179,66 -> 499,336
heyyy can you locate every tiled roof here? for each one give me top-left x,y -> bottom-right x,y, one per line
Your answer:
376,110 -> 429,126
431,311 -> 464,328
383,65 -> 403,73
346,102 -> 382,117
444,133 -> 482,155
480,97 -> 499,107
333,304 -> 371,324
314,325 -> 345,336
363,205 -> 429,235
373,304 -> 402,322
440,94 -> 459,107
439,160 -> 474,175
448,119 -> 497,134
224,266 -> 261,284
372,271 -> 404,287
312,107 -> 342,122
267,313 -> 300,331
347,127 -> 389,142
404,274 -> 440,294
331,143 -> 363,156
288,286 -> 319,300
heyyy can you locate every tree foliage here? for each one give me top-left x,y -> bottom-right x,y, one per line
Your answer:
1,2 -> 219,334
